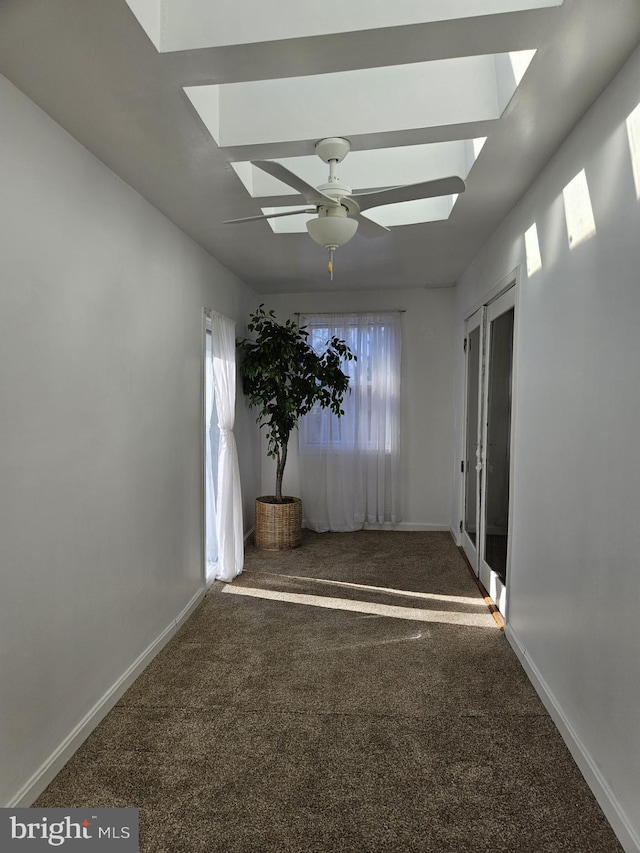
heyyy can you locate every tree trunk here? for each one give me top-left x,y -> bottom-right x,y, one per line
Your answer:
275,442 -> 287,502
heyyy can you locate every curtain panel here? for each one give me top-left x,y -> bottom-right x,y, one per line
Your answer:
204,329 -> 219,578
207,310 -> 244,582
299,312 -> 401,532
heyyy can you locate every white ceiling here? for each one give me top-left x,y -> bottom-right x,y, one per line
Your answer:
0,0 -> 639,294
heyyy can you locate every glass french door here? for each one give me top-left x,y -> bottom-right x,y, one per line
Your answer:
461,309 -> 482,563
462,286 -> 515,615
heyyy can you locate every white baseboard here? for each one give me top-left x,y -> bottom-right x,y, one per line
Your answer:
362,521 -> 450,532
9,586 -> 205,808
506,624 -> 640,853
300,521 -> 450,533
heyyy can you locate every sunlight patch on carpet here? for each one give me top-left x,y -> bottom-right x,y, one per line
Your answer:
266,573 -> 488,607
222,585 -> 497,627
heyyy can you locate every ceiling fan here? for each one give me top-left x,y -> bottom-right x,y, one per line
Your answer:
225,137 -> 465,278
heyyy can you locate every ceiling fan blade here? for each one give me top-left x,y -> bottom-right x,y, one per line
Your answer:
355,214 -> 391,239
224,208 -> 315,224
252,161 -> 337,206
353,176 -> 465,211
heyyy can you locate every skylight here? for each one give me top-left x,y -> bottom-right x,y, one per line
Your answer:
258,197 -> 460,233
626,102 -> 640,200
231,140 -> 483,198
125,0 -> 563,52
260,208 -> 315,234
232,139 -> 482,231
119,0 -> 563,245
364,196 -> 459,227
185,52 -> 534,148
562,169 -> 596,249
473,137 -> 488,160
508,49 -> 536,85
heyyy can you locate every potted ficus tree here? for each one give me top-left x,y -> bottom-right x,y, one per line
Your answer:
237,305 -> 355,550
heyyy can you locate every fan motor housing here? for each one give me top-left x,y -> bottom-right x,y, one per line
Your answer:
317,180 -> 360,215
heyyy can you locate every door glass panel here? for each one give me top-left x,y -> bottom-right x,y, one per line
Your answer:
483,307 -> 514,584
464,326 -> 481,545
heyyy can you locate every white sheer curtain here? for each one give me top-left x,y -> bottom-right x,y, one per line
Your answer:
299,312 -> 401,532
208,310 -> 243,582
204,330 -> 219,579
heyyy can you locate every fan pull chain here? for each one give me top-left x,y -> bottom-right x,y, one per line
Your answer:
328,248 -> 334,280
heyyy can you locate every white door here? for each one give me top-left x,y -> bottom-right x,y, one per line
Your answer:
462,286 -> 516,615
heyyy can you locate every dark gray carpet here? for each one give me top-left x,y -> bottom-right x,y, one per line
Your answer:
34,531 -> 623,852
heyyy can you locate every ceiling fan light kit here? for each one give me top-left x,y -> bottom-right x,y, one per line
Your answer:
307,207 -> 358,281
225,136 -> 465,279
306,207 -> 359,249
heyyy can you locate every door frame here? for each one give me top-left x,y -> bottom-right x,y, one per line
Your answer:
459,268 -> 520,618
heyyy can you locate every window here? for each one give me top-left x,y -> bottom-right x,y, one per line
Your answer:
300,313 -> 401,453
298,311 -> 402,531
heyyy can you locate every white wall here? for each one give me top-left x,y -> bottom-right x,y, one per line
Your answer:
453,47 -> 640,852
261,287 -> 455,530
0,75 -> 259,807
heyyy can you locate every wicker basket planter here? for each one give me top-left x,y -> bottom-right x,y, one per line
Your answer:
254,496 -> 302,550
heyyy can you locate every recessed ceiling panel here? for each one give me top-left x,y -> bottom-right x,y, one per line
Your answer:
185,53 -> 531,147
364,195 -> 458,227
259,196 -> 458,233
231,140 -> 483,198
123,0 -> 162,48
155,0 -> 562,51
4,0 -> 633,294
626,102 -> 640,199
234,138 -> 481,231
260,208 -> 316,234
